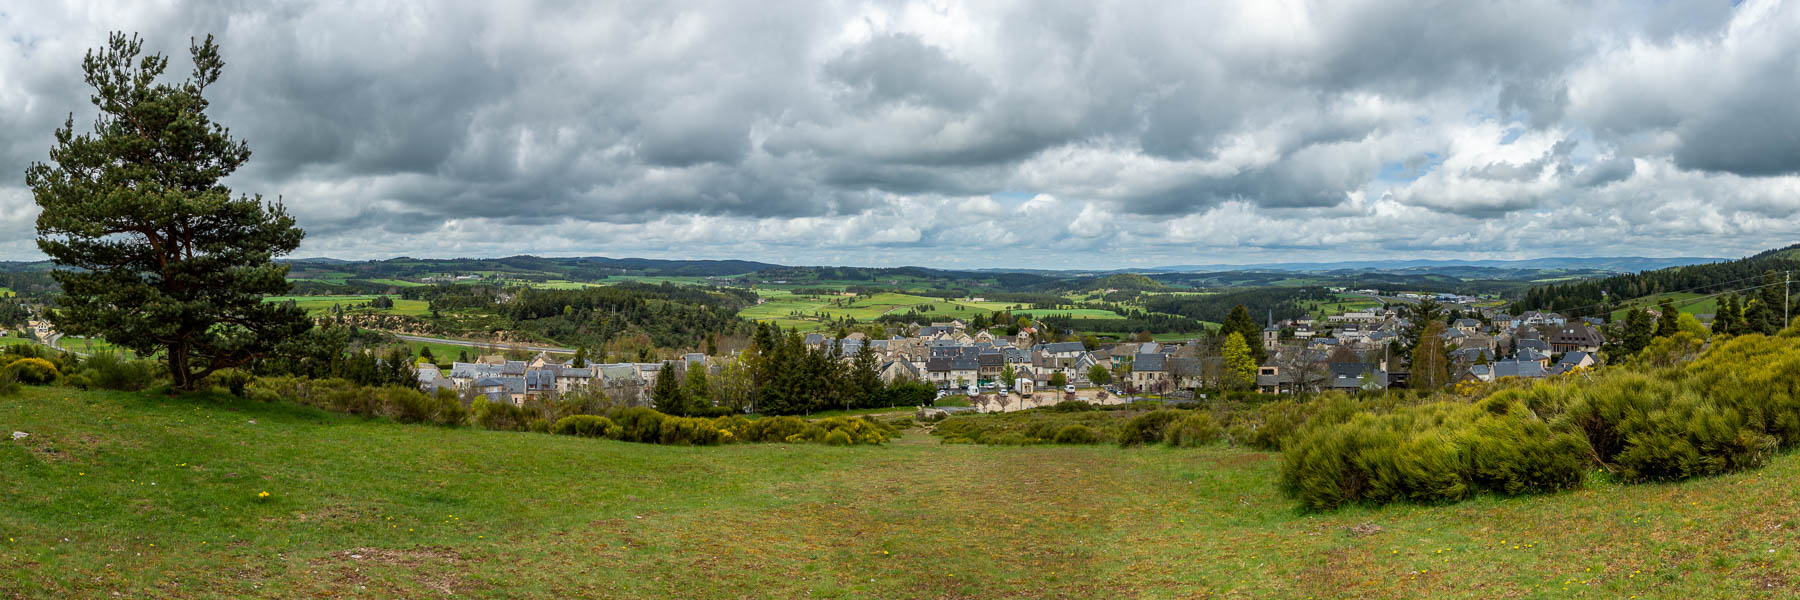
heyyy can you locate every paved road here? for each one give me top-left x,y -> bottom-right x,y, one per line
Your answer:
390,333 -> 577,354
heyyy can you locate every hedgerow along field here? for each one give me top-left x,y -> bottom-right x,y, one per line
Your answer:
6,386 -> 1800,598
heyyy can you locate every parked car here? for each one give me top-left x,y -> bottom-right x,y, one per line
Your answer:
1063,385 -> 1076,393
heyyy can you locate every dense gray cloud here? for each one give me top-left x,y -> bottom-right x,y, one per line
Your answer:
1,0 -> 1798,268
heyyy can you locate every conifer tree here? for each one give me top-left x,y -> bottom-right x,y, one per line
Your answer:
652,361 -> 689,416
28,33 -> 310,390
1655,298 -> 1679,338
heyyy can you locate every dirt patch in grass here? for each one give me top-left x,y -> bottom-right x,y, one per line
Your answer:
311,546 -> 471,595
15,432 -> 110,463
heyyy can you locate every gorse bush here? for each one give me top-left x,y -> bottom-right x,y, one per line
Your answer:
1051,423 -> 1099,444
540,410 -> 891,447
5,357 -> 59,385
1280,397 -> 1589,510
1118,410 -> 1185,447
551,415 -> 621,438
1283,330 -> 1800,510
1164,414 -> 1223,447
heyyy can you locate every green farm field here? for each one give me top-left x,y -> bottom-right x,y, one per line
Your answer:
1610,292 -> 1721,321
740,292 -> 1026,331
6,387 -> 1800,598
264,295 -> 431,317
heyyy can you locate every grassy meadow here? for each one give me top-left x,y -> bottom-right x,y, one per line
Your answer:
4,386 -> 1799,598
264,295 -> 432,317
740,291 -> 1031,331
1610,292 -> 1722,321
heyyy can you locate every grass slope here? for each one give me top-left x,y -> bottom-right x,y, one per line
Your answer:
3,388 -> 1799,598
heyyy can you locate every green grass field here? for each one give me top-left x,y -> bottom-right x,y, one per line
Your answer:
0,287 -> 13,297
5,387 -> 1800,598
264,295 -> 432,317
1611,292 -> 1721,321
357,278 -> 427,288
56,336 -> 144,359
1011,308 -> 1126,319
740,292 -> 1021,331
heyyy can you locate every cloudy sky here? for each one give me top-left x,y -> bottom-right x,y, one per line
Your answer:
2,1 -> 1798,269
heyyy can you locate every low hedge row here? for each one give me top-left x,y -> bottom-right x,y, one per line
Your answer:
551,409 -> 897,446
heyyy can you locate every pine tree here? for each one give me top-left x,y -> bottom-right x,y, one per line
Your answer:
28,33 -> 310,390
849,342 -> 882,408
652,361 -> 689,416
1715,295 -> 1739,335
1621,308 -> 1654,357
1744,299 -> 1772,336
571,345 -> 588,368
1655,298 -> 1679,338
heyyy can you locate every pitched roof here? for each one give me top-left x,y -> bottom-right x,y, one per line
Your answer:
1493,359 -> 1547,379
1134,353 -> 1167,372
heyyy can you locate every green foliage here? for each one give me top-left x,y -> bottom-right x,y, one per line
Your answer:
609,407 -> 668,443
1284,330 -> 1800,509
651,362 -> 690,416
6,358 -> 60,385
1087,364 -> 1111,385
1051,424 -> 1099,444
1221,333 -> 1256,390
246,376 -> 466,426
1118,410 -> 1185,447
659,416 -> 727,446
1410,321 -> 1449,390
1280,397 -> 1589,510
68,352 -> 160,391
1163,414 -> 1223,447
27,33 -> 311,390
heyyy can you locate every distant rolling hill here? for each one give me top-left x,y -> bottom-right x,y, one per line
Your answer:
1151,256 -> 1724,274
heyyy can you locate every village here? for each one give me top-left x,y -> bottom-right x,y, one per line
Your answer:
416,297 -> 1620,416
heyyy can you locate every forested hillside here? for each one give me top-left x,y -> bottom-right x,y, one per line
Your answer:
1519,244 -> 1800,316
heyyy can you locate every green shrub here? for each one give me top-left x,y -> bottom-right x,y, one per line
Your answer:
1052,424 -> 1099,444
823,430 -> 853,446
6,357 -> 59,385
212,369 -> 255,397
527,418 -> 552,433
609,407 -> 667,443
1118,410 -> 1185,447
745,416 -> 809,442
1164,414 -> 1223,447
0,368 -> 20,397
1281,398 -> 1590,510
551,415 -> 621,438
659,416 -> 725,446
77,352 -> 160,391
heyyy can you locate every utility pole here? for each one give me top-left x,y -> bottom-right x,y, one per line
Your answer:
1786,271 -> 1791,328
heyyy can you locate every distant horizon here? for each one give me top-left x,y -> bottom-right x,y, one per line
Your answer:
257,252 -> 1736,274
